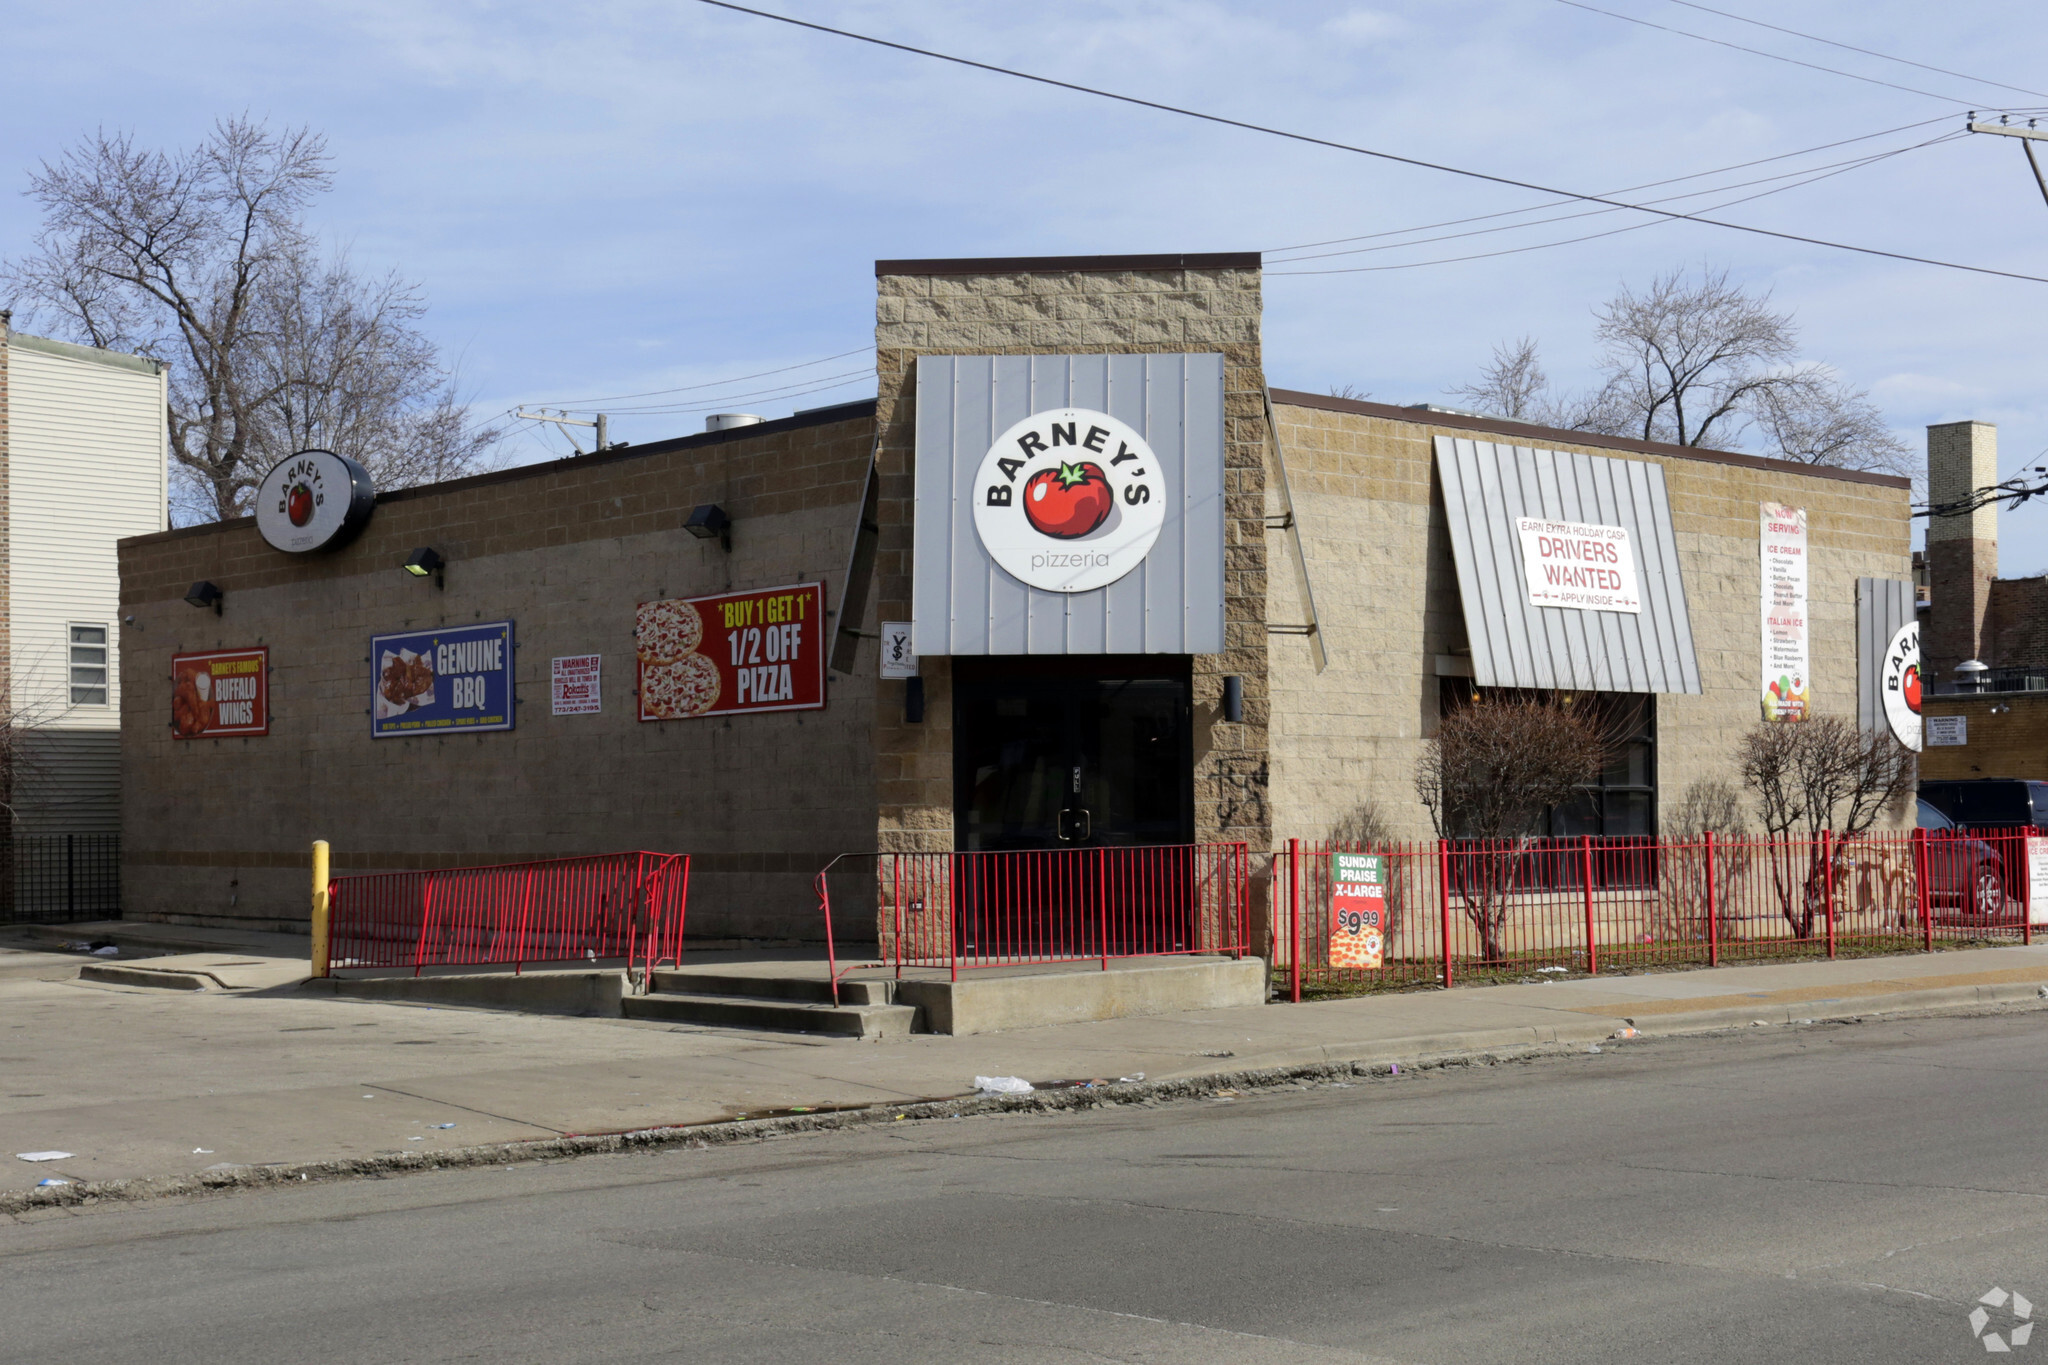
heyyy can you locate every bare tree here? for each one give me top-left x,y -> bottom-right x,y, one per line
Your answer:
1450,267 -> 1909,475
1,119 -> 500,523
1416,695 -> 1613,960
1656,778 -> 1751,943
1738,716 -> 1915,938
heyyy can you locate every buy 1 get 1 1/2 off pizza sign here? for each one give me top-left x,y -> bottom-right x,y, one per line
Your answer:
636,582 -> 826,721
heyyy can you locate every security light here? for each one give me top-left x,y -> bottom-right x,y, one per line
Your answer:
1222,675 -> 1244,724
403,547 -> 445,588
184,581 -> 223,615
684,503 -> 732,551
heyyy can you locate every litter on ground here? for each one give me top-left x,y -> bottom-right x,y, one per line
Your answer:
36,1178 -> 69,1187
16,1151 -> 73,1162
1611,1027 -> 1639,1040
1536,966 -> 1569,975
974,1076 -> 1033,1096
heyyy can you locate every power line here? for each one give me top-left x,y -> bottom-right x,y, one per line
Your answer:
528,345 -> 872,408
595,367 -> 877,415
1661,0 -> 2048,102
1271,131 -> 1956,265
1271,137 -> 1942,275
1550,0 -> 1978,104
1267,114 -> 1955,257
692,0 -> 2048,287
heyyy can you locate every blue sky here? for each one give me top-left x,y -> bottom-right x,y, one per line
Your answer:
6,1 -> 2047,563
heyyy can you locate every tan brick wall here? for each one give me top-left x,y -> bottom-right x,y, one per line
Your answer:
871,263 -> 1272,856
1922,695 -> 2048,780
1265,399 -> 1914,842
1924,420 -> 1998,683
117,412 -> 881,937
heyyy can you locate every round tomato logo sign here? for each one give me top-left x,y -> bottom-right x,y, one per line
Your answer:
254,448 -> 377,554
1880,619 -> 1922,752
972,408 -> 1165,593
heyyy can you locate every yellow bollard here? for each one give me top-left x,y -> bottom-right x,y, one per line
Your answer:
310,840 -> 331,978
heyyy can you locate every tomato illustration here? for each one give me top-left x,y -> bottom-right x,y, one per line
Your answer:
286,482 -> 315,527
1903,664 -> 1921,713
1022,461 -> 1114,539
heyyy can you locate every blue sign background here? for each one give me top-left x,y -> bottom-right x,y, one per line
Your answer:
371,620 -> 516,737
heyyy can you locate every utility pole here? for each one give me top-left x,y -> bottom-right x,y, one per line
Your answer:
1966,113 -> 2048,211
513,409 -> 610,454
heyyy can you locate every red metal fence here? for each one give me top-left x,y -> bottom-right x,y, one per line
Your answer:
1276,830 -> 2040,1000
328,851 -> 690,976
816,843 -> 1250,998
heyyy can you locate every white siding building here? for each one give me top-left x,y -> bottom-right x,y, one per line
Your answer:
2,316 -> 168,847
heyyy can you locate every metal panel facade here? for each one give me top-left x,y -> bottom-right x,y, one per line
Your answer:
1857,577 -> 1915,733
1435,436 -> 1702,695
912,354 -> 1226,655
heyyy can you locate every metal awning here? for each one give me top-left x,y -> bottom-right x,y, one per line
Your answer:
1435,435 -> 1701,695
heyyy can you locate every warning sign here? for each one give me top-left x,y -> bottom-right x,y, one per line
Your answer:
1330,853 -> 1387,969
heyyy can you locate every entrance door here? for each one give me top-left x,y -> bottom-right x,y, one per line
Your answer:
951,658 -> 1195,959
954,657 -> 1193,852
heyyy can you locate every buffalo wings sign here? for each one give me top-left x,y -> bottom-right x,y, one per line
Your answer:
912,353 -> 1226,655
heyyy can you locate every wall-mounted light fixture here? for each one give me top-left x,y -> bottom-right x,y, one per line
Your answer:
184,581 -> 223,615
1222,675 -> 1243,724
685,503 -> 732,552
905,676 -> 925,724
403,547 -> 445,589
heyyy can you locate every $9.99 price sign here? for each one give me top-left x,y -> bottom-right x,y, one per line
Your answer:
1329,853 -> 1387,970
636,581 -> 826,722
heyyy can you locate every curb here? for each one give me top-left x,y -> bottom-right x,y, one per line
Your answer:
7,983 -> 2045,1218
78,964 -> 222,991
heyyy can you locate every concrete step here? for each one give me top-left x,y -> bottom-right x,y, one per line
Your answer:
648,969 -> 895,1006
624,991 -> 918,1038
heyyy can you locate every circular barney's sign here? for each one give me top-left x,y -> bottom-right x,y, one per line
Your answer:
1880,619 -> 1922,752
971,408 -> 1166,593
254,449 -> 376,554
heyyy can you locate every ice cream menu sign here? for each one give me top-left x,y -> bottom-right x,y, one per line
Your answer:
371,621 -> 515,737
171,648 -> 269,738
637,582 -> 825,721
1760,503 -> 1809,721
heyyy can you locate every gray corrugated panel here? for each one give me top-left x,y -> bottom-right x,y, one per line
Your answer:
1434,435 -> 1702,695
1857,578 -> 1914,731
912,354 -> 1225,656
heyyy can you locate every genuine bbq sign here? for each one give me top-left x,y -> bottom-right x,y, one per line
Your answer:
972,408 -> 1165,593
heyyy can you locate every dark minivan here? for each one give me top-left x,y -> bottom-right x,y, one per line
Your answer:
1918,780 -> 2048,832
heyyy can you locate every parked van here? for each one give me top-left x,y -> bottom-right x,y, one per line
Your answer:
1917,780 -> 2048,832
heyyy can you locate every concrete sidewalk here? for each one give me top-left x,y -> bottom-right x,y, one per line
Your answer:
3,931 -> 2046,1205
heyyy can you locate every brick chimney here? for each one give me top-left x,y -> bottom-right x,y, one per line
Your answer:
1924,420 -> 1997,686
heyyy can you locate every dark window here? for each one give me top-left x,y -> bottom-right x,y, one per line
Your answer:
1549,695 -> 1656,838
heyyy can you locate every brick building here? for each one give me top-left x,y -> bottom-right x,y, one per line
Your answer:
1916,419 -> 2048,779
115,253 -> 1913,940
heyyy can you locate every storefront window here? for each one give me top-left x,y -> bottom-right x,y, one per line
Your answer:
1548,696 -> 1656,839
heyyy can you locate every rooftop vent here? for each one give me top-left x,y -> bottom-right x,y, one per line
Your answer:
705,413 -> 766,433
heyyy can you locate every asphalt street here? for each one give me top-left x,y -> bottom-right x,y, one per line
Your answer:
4,1011 -> 2045,1364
